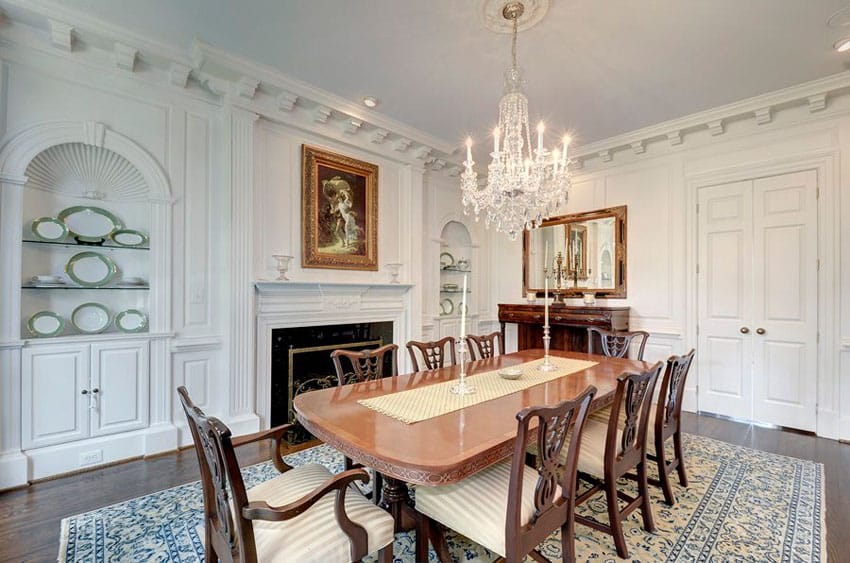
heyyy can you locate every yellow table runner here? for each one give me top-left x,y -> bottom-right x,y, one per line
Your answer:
357,357 -> 597,424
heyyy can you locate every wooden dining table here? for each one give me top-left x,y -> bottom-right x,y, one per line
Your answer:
294,348 -> 652,530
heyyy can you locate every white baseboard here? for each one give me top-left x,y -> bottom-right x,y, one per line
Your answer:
143,423 -> 179,455
0,451 -> 29,490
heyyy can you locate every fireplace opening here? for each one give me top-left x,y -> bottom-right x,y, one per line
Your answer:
271,321 -> 394,440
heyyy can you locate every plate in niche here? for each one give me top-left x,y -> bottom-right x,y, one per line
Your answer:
71,303 -> 111,334
27,311 -> 65,337
31,217 -> 68,242
110,229 -> 148,247
65,251 -> 119,287
58,206 -> 123,242
115,309 -> 148,333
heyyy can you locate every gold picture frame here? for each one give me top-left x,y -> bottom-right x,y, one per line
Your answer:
302,145 -> 379,270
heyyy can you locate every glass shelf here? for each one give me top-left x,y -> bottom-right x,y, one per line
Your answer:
22,285 -> 150,290
22,239 -> 150,251
440,289 -> 471,294
440,266 -> 471,273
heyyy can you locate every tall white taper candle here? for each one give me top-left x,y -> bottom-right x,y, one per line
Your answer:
460,274 -> 468,338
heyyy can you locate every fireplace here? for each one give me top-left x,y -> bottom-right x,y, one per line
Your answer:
254,281 -> 414,430
270,321 -> 394,433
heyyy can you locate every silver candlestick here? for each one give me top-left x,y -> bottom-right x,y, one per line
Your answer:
539,322 -> 557,372
450,338 -> 476,395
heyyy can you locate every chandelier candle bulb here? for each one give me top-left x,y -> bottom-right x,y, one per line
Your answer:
537,122 -> 544,154
494,127 -> 501,154
562,135 -> 570,165
466,137 -> 473,165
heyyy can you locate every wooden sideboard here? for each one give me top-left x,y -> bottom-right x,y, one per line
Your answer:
498,303 -> 630,353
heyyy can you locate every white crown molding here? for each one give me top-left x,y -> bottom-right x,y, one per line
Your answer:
235,76 -> 259,100
112,42 -> 137,72
48,19 -> 73,51
190,39 -> 454,155
277,90 -> 298,112
168,62 -> 191,88
573,70 -> 850,165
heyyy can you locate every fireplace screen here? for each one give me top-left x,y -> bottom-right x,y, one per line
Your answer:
271,322 -> 394,441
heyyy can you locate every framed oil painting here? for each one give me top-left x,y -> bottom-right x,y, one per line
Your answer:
302,145 -> 379,270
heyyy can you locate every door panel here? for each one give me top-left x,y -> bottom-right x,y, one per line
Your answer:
752,170 -> 817,430
22,345 -> 90,449
697,181 -> 753,420
90,341 -> 149,437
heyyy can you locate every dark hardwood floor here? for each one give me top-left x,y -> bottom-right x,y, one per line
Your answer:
0,413 -> 846,562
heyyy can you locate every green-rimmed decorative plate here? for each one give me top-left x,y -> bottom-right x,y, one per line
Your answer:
65,251 -> 119,287
115,309 -> 148,333
58,206 -> 123,243
27,311 -> 65,337
31,217 -> 69,242
71,303 -> 111,334
110,229 -> 149,248
439,298 -> 454,316
439,251 -> 454,269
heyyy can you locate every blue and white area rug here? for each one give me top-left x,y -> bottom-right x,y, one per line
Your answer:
59,435 -> 825,562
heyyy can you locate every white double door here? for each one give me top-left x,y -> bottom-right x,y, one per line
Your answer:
697,170 -> 818,431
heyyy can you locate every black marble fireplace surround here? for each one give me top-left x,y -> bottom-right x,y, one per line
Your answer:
271,321 -> 394,438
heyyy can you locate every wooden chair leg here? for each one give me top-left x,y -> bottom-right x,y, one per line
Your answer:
655,438 -> 677,506
203,526 -> 215,563
673,431 -> 688,487
378,544 -> 394,563
637,461 -> 656,533
561,502 -> 576,563
605,477 -> 629,559
415,512 -> 430,562
428,517 -> 452,563
373,471 -> 383,506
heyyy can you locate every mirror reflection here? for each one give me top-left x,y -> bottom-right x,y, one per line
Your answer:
524,206 -> 627,298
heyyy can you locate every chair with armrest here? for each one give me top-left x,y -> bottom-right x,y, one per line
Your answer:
406,337 -> 457,372
177,386 -> 394,563
572,362 -> 662,559
415,386 -> 597,563
331,343 -> 399,505
465,331 -> 505,361
586,327 -> 649,360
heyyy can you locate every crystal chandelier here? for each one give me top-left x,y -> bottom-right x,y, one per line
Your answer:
461,1 -> 571,241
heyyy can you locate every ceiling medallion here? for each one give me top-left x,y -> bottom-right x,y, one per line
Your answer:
479,0 -> 550,33
462,0 -> 570,241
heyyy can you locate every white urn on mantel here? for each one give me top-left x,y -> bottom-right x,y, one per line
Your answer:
272,254 -> 293,281
385,262 -> 402,284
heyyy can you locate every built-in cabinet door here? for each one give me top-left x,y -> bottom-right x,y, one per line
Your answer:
22,344 -> 90,449
697,180 -> 754,420
698,170 -> 818,431
751,171 -> 818,431
90,341 -> 149,437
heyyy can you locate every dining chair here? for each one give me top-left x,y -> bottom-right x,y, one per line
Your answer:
586,327 -> 649,360
331,343 -> 399,386
406,337 -> 457,372
177,386 -> 395,563
331,343 -> 399,505
415,386 -> 597,563
572,362 -> 663,559
465,331 -> 505,360
647,349 -> 696,505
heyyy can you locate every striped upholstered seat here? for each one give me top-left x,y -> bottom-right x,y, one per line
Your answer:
416,460 -> 560,557
247,463 -> 395,562
415,388 -> 597,563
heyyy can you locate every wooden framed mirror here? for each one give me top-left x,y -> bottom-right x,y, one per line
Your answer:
522,205 -> 627,298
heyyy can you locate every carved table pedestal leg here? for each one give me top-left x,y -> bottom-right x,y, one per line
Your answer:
380,476 -> 416,532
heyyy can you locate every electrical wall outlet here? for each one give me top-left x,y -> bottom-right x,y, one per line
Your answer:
79,449 -> 103,466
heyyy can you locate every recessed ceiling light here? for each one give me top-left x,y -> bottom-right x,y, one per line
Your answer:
363,96 -> 378,108
835,38 -> 850,52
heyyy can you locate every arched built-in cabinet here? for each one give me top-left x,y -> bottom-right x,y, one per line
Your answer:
433,218 -> 479,340
0,122 -> 174,485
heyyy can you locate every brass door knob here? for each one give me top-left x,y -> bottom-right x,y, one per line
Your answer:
756,328 -> 766,335
740,327 -> 750,334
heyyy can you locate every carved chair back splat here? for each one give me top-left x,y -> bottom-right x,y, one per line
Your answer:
331,343 -> 399,386
465,331 -> 505,361
406,337 -> 457,372
586,327 -> 649,361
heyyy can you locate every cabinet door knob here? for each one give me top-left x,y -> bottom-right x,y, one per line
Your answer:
740,327 -> 750,334
755,328 -> 766,335
91,388 -> 99,394
80,389 -> 88,395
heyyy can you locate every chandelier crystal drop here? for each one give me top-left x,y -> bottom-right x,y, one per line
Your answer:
461,1 -> 571,240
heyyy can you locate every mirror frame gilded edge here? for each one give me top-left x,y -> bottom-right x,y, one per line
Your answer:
522,205 -> 627,299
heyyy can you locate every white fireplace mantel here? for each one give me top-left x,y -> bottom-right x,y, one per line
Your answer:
254,280 -> 414,427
